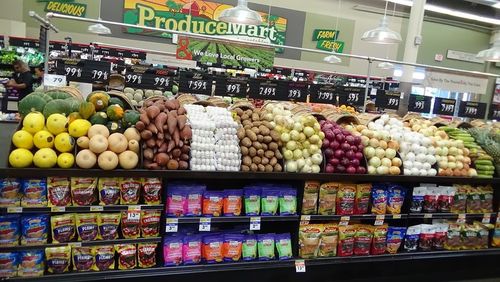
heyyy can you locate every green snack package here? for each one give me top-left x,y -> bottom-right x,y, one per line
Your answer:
279,189 -> 297,215
275,233 -> 293,260
244,187 -> 261,216
242,235 -> 257,261
261,189 -> 279,216
257,234 -> 275,260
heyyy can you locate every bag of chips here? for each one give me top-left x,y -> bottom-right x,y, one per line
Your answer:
138,243 -> 157,268
336,184 -> 356,215
47,177 -> 71,207
353,225 -> 373,256
299,224 -> 321,259
0,178 -> 20,207
0,215 -> 20,246
337,225 -> 355,257
121,211 -> 140,239
386,227 -> 406,254
142,178 -> 162,205
410,187 -> 426,213
279,188 -> 297,216
243,187 -> 261,216
478,185 -> 493,213
183,235 -> 202,265
418,224 -> 435,251
116,244 -> 137,270
354,184 -> 371,215
403,225 -> 421,252
202,234 -> 223,263
72,246 -> 94,272
318,182 -> 338,215
21,214 -> 49,245
301,181 -> 320,215
423,187 -> 438,213
242,234 -> 257,261
75,213 -> 98,241
386,185 -> 406,214
433,223 -> 448,250
261,188 -> 279,216
141,210 -> 160,238
451,185 -> 467,214
98,178 -> 120,205
93,245 -> 115,271
71,177 -> 97,206
371,186 -> 387,215
186,185 -> 205,217
97,213 -> 120,240
223,189 -> 243,216
0,252 -> 18,277
21,178 -> 47,207
120,178 -> 141,205
371,225 -> 388,255
318,224 -> 338,257
18,250 -> 44,277
167,186 -> 187,217
437,186 -> 454,213
444,223 -> 462,251
466,187 -> 481,214
51,214 -> 75,243
203,191 -> 224,217
46,246 -> 71,273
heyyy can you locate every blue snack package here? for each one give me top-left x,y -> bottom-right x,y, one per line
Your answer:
261,188 -> 280,216
0,178 -> 21,207
371,185 -> 387,215
387,185 -> 406,214
222,233 -> 244,262
21,214 -> 49,245
275,233 -> 293,260
202,234 -> 224,263
166,186 -> 187,217
386,227 -> 407,254
279,188 -> 297,215
21,179 -> 47,207
223,189 -> 243,216
243,187 -> 261,216
163,236 -> 183,266
18,250 -> 44,277
0,215 -> 20,246
257,233 -> 275,260
186,185 -> 205,217
0,252 -> 19,278
403,225 -> 421,252
242,234 -> 257,261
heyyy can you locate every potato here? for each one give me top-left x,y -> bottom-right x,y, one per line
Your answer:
257,135 -> 263,142
263,136 -> 273,144
262,121 -> 272,129
246,129 -> 257,142
265,164 -> 273,172
251,127 -> 260,134
253,121 -> 262,127
274,163 -> 283,172
237,127 -> 246,139
250,163 -> 258,172
257,164 -> 265,172
235,108 -> 244,116
241,165 -> 250,172
241,137 -> 252,147
257,149 -> 265,157
252,156 -> 262,164
259,125 -> 270,136
269,142 -> 278,151
270,131 -> 280,142
244,110 -> 253,116
249,147 -> 257,157
252,141 -> 263,150
251,113 -> 260,121
241,114 -> 250,121
265,150 -> 274,158
241,146 -> 249,156
261,143 -> 268,151
261,157 -> 269,165
275,150 -> 283,159
270,157 -> 278,166
242,156 -> 252,166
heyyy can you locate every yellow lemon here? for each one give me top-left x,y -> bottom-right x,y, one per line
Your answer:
33,148 -> 57,168
68,119 -> 91,138
22,112 -> 45,134
57,153 -> 75,168
11,130 -> 33,149
33,130 -> 54,149
54,133 -> 74,153
9,148 -> 33,168
46,114 -> 68,135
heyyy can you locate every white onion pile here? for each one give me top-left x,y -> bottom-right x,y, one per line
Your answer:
206,106 -> 241,171
185,104 -> 216,171
398,130 -> 437,176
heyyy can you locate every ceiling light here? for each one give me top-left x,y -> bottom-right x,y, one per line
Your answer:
361,16 -> 402,44
378,61 -> 395,69
88,22 -> 111,34
324,54 -> 342,64
218,0 -> 263,25
476,39 -> 500,62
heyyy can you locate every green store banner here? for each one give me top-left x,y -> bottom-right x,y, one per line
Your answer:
42,0 -> 87,17
176,37 -> 275,70
123,0 -> 287,53
316,40 -> 345,53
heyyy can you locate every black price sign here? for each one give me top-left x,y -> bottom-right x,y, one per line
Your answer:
64,65 -> 83,79
125,73 -> 144,86
375,91 -> 401,110
339,87 -> 366,106
309,84 -> 337,104
433,97 -> 456,116
55,59 -> 84,81
249,79 -> 278,99
179,72 -> 213,95
489,104 -> 500,120
83,61 -> 110,82
285,82 -> 308,102
458,101 -> 486,119
408,95 -> 431,113
215,77 -> 247,98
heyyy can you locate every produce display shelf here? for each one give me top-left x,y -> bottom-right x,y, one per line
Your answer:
0,168 -> 498,185
167,215 -> 299,224
306,214 -> 408,221
407,213 -> 496,220
0,120 -> 19,124
0,237 -> 162,252
7,248 -> 500,282
0,205 -> 163,213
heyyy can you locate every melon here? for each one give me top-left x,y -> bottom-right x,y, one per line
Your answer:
18,94 -> 47,117
108,133 -> 128,153
88,124 -> 110,139
77,136 -> 90,149
46,91 -> 71,100
89,135 -> 108,154
76,149 -> 97,169
123,127 -> 141,142
43,99 -> 71,118
98,151 -> 119,170
65,98 -> 81,113
119,150 -> 138,169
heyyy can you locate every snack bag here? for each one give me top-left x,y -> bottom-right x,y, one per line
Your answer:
318,224 -> 338,257
222,233 -> 243,262
0,215 -> 20,246
163,236 -> 183,266
451,185 -> 467,214
242,234 -> 257,261
71,177 -> 97,206
97,213 -> 120,240
142,178 -> 162,205
47,177 -> 71,207
336,184 -> 356,215
223,189 -> 243,216
279,188 -> 297,216
183,235 -> 202,265
301,181 -> 320,215
243,187 -> 261,216
120,178 -> 141,205
0,252 -> 19,277
386,227 -> 406,254
138,243 -> 157,268
403,225 -> 421,252
21,178 -> 47,207
462,224 -> 477,250
433,223 -> 448,250
478,185 -> 493,213
423,187 -> 439,213
166,186 -> 187,217
18,250 -> 44,277
353,225 -> 373,256
257,233 -> 275,261
116,244 -> 137,270
98,178 -> 120,205
437,186 -> 454,213
418,224 -> 435,251
121,211 -> 140,239
318,182 -> 338,215
21,214 -> 49,245
475,222 -> 490,249
203,191 -> 224,217
371,186 -> 387,215
299,224 -> 321,258
186,186 -> 205,216
50,214 -> 75,243
371,225 -> 388,255
72,246 -> 94,272
444,223 -> 462,251
0,178 -> 21,207
466,187 -> 481,213
337,225 -> 355,257
386,185 -> 406,214
46,246 -> 71,273
261,188 -> 279,216
410,187 -> 426,213
93,245 -> 115,271
75,213 -> 98,241
141,210 -> 161,238
354,184 -> 371,215
202,234 -> 223,263
275,233 -> 293,260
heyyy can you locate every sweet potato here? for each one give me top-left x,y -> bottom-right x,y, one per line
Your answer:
145,162 -> 160,170
145,100 -> 154,107
172,148 -> 182,158
177,115 -> 187,130
140,113 -> 150,125
165,101 -> 176,111
178,160 -> 189,170
177,107 -> 186,115
146,138 -> 156,148
143,148 -> 154,160
155,102 -> 166,112
140,130 -> 153,140
171,99 -> 180,110
135,121 -> 145,131
180,153 -> 189,161
167,111 -> 177,135
173,128 -> 180,146
147,123 -> 158,134
181,145 -> 190,154
158,142 -> 168,153
167,159 -> 179,170
167,140 -> 175,152
154,153 -> 169,166
155,112 -> 168,133
157,132 -> 164,140
179,126 -> 192,140
146,105 -> 160,119
156,139 -> 163,148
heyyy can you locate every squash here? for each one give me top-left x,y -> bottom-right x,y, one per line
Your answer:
18,94 -> 47,116
43,99 -> 71,118
78,102 -> 96,119
39,94 -> 53,103
87,91 -> 110,111
65,98 -> 81,113
106,121 -> 123,134
106,104 -> 124,121
67,112 -> 82,124
123,110 -> 140,127
89,112 -> 108,125
46,91 -> 71,100
108,97 -> 126,109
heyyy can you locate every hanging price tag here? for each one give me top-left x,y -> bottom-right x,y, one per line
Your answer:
215,77 -> 247,98
309,84 -> 337,104
64,65 -> 83,79
285,82 -> 309,102
199,218 -> 211,232
456,214 -> 466,224
374,215 -> 385,226
482,213 -> 491,224
408,95 -> 432,113
433,98 -> 456,116
7,207 -> 22,213
248,79 -> 279,100
51,206 -> 66,212
165,218 -> 179,233
295,260 -> 306,273
339,216 -> 350,226
300,215 -> 311,225
152,75 -> 171,88
84,61 -> 111,82
90,206 -> 103,212
458,101 -> 486,119
44,74 -> 66,87
179,72 -> 213,95
375,91 -> 400,110
250,217 -> 261,231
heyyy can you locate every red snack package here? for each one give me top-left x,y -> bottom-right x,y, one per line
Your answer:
142,178 -> 162,204
92,245 -> 115,271
121,211 -> 140,239
337,225 -> 355,257
98,178 -> 120,205
353,225 -> 373,256
47,177 -> 71,207
140,210 -> 160,238
371,225 -> 388,255
71,246 -> 94,272
71,177 -> 97,206
116,244 -> 137,270
336,184 -> 356,215
120,178 -> 141,205
138,243 -> 157,268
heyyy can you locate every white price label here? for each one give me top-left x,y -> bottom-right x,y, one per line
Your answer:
392,214 -> 402,219
300,215 -> 311,225
90,206 -> 103,212
374,215 -> 385,226
295,260 -> 306,273
339,216 -> 350,226
199,218 -> 211,232
44,74 -> 66,87
127,211 -> 140,221
250,217 -> 261,231
165,218 -> 179,233
423,213 -> 433,219
128,205 -> 141,211
482,213 -> 491,224
68,242 -> 82,248
51,206 -> 66,212
7,207 -> 22,213
456,214 -> 466,224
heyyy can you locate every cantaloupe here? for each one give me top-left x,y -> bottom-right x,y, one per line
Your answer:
89,135 -> 108,154
76,149 -> 96,169
119,150 -> 138,169
108,133 -> 128,153
123,127 -> 140,142
98,151 -> 118,170
88,124 -> 110,139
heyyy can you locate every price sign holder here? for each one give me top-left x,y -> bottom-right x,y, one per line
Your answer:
300,215 -> 311,225
285,81 -> 309,102
7,207 -> 22,213
482,213 -> 491,224
90,206 -> 103,212
433,97 -> 456,116
338,87 -> 366,107
165,218 -> 179,233
215,76 -> 248,98
44,74 -> 66,87
248,79 -> 279,100
488,104 -> 500,120
309,84 -> 338,104
179,71 -> 213,95
51,206 -> 66,212
55,59 -> 84,81
250,217 -> 261,231
375,91 -> 401,110
199,218 -> 211,232
408,95 -> 432,113
374,215 -> 385,226
458,101 -> 486,119
339,216 -> 350,226
295,260 -> 306,273
83,60 -> 111,83
456,214 -> 466,224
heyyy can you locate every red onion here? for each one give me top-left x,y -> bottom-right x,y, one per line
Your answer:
345,135 -> 355,145
350,159 -> 360,167
355,152 -> 364,160
342,129 -> 350,136
324,148 -> 334,158
332,129 -> 341,135
340,158 -> 350,166
325,164 -> 335,173
356,166 -> 367,174
319,120 -> 327,126
336,164 -> 346,172
354,136 -> 361,145
325,130 -> 334,140
350,145 -> 358,152
330,140 -> 340,149
345,150 -> 355,160
324,123 -> 334,130
357,144 -> 364,151
341,143 -> 351,151
346,166 -> 356,174
329,158 -> 340,165
334,149 -> 344,158
322,138 -> 330,149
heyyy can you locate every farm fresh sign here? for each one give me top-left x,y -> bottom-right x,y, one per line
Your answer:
176,37 -> 274,70
123,0 -> 288,53
312,29 -> 345,53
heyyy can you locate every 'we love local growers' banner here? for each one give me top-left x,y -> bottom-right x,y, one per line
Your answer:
123,0 -> 288,53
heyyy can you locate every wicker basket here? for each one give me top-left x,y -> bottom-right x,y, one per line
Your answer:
108,90 -> 135,110
108,74 -> 125,91
48,86 -> 84,101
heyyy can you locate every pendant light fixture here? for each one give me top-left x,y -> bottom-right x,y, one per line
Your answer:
323,0 -> 342,64
361,1 -> 401,44
88,0 -> 111,34
218,0 -> 263,25
476,38 -> 500,62
378,2 -> 397,69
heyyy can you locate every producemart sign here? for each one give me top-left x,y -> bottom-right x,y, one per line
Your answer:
123,0 -> 287,52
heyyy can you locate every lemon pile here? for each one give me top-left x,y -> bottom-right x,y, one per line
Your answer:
9,112 -> 91,168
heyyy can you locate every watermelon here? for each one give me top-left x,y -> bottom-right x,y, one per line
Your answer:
18,94 -> 47,117
46,91 -> 71,100
43,99 -> 71,118
89,112 -> 108,125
